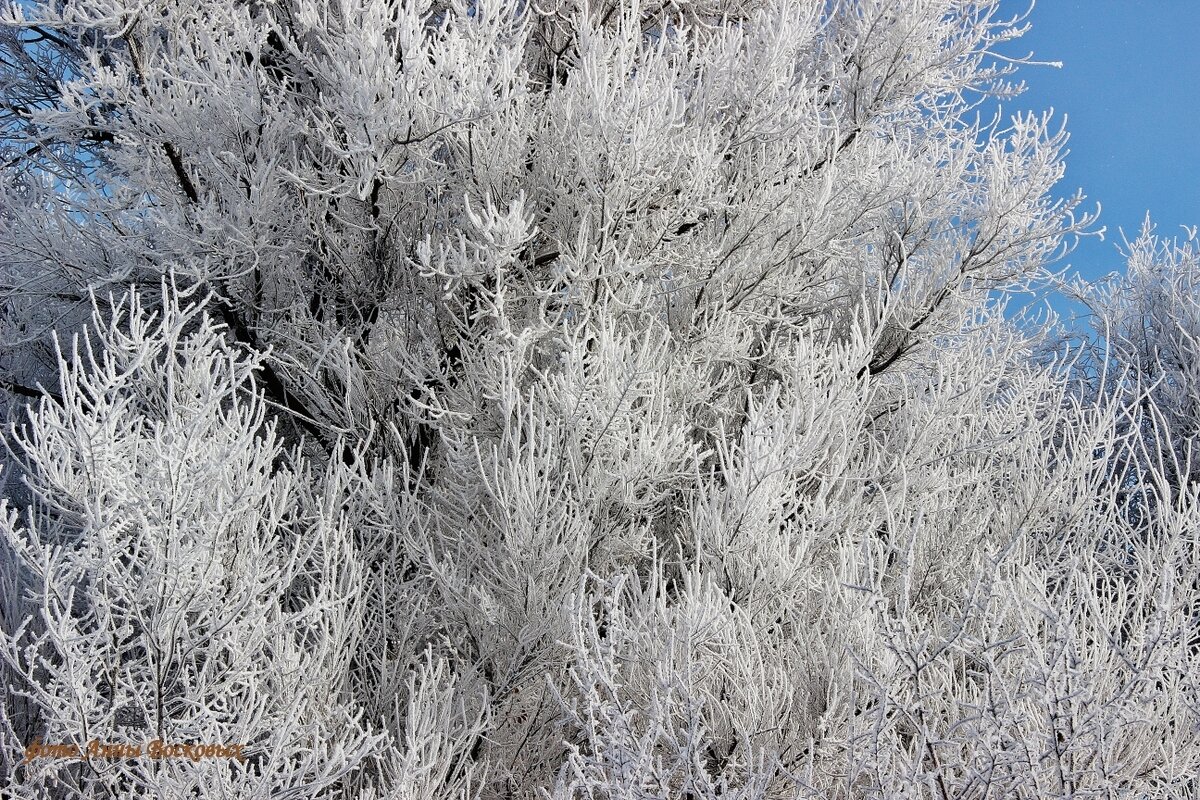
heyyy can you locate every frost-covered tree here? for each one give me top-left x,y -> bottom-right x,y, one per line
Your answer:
0,283 -> 490,797
1077,223 -> 1200,510
1,284 -> 378,796
0,0 -> 1087,458
2,0 -> 1199,798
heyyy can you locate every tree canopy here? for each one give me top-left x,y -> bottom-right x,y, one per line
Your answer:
0,1 -> 1196,797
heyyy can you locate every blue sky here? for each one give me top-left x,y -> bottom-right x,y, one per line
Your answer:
993,0 -> 1200,321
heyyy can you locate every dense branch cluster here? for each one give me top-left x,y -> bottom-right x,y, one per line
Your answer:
0,1 -> 1196,797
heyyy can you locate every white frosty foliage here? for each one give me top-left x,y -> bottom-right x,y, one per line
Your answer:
0,286 -> 484,798
0,0 -> 1198,797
